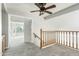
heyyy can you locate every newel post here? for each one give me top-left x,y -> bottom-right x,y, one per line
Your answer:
40,29 -> 42,48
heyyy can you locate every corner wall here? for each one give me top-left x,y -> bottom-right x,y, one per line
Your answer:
0,3 -> 2,56
2,4 -> 8,49
2,4 -> 8,36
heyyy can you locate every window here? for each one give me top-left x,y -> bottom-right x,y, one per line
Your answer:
16,23 -> 24,33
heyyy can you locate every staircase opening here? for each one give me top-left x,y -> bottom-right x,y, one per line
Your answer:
40,29 -> 79,49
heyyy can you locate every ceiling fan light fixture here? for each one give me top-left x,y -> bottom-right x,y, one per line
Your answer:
30,3 -> 56,16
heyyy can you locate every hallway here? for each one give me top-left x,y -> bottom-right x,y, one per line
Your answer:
3,42 -> 79,56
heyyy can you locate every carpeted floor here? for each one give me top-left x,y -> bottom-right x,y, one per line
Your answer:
3,42 -> 79,56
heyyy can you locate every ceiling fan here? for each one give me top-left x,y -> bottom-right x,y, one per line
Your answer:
30,3 -> 56,16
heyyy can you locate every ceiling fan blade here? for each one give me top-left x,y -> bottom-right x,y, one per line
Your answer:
45,11 -> 52,14
35,3 -> 41,8
30,10 -> 40,13
45,4 -> 56,10
35,3 -> 46,8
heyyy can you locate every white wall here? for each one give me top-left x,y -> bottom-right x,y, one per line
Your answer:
24,20 -> 32,42
0,3 -> 2,56
31,16 -> 45,47
44,9 -> 79,31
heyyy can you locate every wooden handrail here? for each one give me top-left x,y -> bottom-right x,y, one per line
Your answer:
33,33 -> 40,40
43,30 -> 79,32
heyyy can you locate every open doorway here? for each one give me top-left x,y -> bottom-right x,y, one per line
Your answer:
8,16 -> 32,48
9,21 -> 24,48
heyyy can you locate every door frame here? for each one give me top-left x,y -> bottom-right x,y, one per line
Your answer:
8,14 -> 32,48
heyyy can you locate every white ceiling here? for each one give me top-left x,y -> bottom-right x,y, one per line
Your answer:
5,3 -> 76,18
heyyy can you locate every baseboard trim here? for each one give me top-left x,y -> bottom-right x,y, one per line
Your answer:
41,43 -> 57,49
